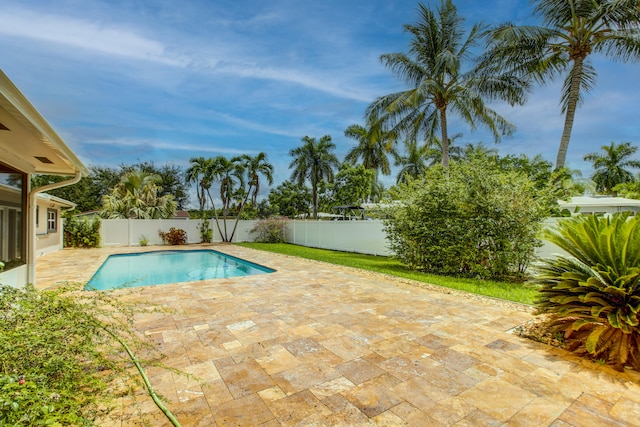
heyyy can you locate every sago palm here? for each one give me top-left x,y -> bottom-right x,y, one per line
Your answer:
367,0 -> 527,168
533,213 -> 640,370
584,141 -> 640,194
484,0 -> 640,169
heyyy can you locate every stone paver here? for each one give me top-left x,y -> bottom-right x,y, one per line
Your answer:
36,245 -> 640,426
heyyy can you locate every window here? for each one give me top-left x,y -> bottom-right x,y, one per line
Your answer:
0,162 -> 26,269
47,209 -> 57,232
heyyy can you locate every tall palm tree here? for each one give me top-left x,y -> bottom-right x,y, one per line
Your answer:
484,0 -> 640,169
367,0 -> 527,168
101,170 -> 176,219
289,135 -> 339,219
395,139 -> 431,184
584,141 -> 640,194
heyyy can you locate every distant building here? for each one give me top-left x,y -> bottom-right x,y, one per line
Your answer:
173,210 -> 190,220
559,196 -> 640,216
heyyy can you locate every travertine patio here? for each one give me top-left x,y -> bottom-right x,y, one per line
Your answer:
37,245 -> 640,426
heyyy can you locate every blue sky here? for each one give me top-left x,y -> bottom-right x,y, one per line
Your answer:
2,0 -> 639,203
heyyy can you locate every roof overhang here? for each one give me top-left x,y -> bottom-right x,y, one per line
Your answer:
0,70 -> 88,176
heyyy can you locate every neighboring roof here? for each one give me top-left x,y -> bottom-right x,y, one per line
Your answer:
173,210 -> 190,219
0,70 -> 88,176
36,192 -> 76,209
559,196 -> 640,209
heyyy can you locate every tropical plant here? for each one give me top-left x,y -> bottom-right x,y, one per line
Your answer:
584,141 -> 640,195
484,0 -> 640,169
533,213 -> 640,370
289,135 -> 340,219
101,170 -> 177,219
424,133 -> 464,166
158,227 -> 187,245
367,0 -> 527,168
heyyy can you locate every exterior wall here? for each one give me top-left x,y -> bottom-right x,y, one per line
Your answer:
34,199 -> 67,255
0,264 -> 28,288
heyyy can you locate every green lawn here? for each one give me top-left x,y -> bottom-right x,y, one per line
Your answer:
237,242 -> 538,305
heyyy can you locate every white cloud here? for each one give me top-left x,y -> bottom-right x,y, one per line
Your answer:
0,7 -> 188,66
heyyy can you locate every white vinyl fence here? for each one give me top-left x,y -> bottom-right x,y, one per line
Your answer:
99,217 -> 566,260
100,218 -> 259,246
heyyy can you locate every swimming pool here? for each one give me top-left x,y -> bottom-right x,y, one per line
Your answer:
85,249 -> 275,290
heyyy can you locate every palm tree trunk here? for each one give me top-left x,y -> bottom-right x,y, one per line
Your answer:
555,58 -> 584,170
206,189 -> 225,241
440,108 -> 450,168
229,184 -> 254,242
312,182 -> 318,219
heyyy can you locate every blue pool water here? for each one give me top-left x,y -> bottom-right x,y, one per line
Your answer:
85,249 -> 275,290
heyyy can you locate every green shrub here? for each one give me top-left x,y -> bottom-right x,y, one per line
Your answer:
159,227 -> 187,245
383,160 -> 549,280
64,216 -> 101,248
198,219 -> 213,243
532,213 -> 640,371
250,217 -> 288,243
0,284 -> 164,425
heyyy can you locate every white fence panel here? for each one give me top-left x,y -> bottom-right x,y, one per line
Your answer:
284,220 -> 391,256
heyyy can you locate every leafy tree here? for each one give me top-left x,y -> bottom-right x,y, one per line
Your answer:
613,175 -> 640,199
584,141 -> 640,195
383,158 -> 549,280
101,170 -> 177,219
533,213 -> 640,370
289,135 -> 339,219
484,0 -> 640,169
268,180 -> 311,218
367,0 -> 527,168
330,163 -> 375,206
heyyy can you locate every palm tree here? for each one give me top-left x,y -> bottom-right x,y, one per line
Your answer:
101,170 -> 176,219
289,135 -> 339,219
185,157 -> 214,215
344,118 -> 397,179
584,141 -> 640,194
367,0 -> 527,168
211,156 -> 244,241
484,0 -> 640,169
395,139 -> 431,184
241,152 -> 274,207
